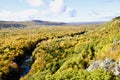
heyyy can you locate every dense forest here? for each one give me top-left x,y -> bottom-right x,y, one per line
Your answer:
0,17 -> 120,80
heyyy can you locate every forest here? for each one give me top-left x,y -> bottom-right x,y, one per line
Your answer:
0,17 -> 120,80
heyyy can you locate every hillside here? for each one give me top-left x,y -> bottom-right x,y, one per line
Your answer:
21,17 -> 120,80
0,17 -> 120,80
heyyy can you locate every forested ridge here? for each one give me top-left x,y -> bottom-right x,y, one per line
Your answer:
0,17 -> 120,80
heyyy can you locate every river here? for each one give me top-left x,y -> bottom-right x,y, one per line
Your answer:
20,56 -> 32,77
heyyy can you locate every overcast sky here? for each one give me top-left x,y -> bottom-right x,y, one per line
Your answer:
0,0 -> 120,22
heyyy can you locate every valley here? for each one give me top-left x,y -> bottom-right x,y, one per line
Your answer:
0,17 -> 120,80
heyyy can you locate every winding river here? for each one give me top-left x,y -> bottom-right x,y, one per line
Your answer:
20,56 -> 32,77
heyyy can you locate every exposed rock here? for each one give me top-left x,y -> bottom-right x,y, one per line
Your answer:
86,60 -> 103,71
114,62 -> 120,77
86,58 -> 120,77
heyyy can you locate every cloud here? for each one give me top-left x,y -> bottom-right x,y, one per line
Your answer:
0,9 -> 41,21
26,0 -> 45,7
88,10 -> 120,21
49,0 -> 66,13
89,11 -> 100,16
0,0 -> 77,22
1,9 -> 118,22
48,0 -> 76,18
65,7 -> 76,17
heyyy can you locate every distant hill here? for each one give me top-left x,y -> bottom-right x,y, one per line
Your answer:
0,20 -> 105,28
0,20 -> 66,28
67,21 -> 106,25
32,20 -> 66,25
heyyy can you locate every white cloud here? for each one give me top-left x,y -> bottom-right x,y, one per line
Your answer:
48,0 -> 76,18
26,0 -> 45,7
1,9 -> 118,22
49,0 -> 66,13
0,11 -> 11,19
0,0 -> 76,22
88,10 -> 120,21
65,7 -> 76,17
0,9 -> 41,21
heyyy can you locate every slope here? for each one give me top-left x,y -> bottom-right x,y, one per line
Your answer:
21,18 -> 120,80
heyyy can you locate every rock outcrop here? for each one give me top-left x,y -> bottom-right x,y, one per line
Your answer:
87,58 -> 120,77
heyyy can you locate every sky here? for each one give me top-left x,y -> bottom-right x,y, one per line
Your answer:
0,0 -> 120,22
